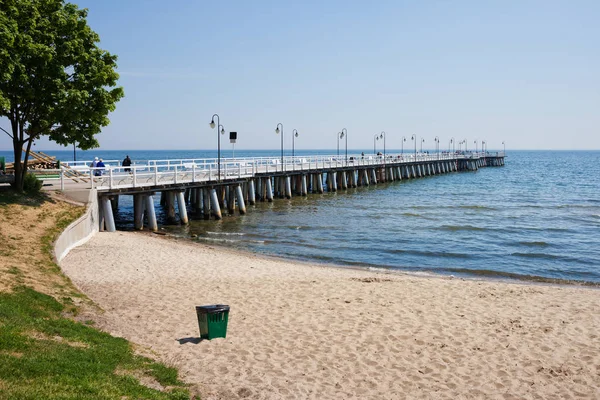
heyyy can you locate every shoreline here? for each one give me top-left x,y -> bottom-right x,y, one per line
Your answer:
61,230 -> 600,399
158,230 -> 600,290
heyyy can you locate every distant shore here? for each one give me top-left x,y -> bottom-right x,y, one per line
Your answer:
62,231 -> 600,399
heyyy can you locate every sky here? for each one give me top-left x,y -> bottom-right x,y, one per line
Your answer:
1,0 -> 599,151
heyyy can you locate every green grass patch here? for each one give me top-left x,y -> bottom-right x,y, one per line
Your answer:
0,287 -> 190,399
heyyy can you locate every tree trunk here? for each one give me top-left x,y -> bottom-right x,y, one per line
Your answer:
11,120 -> 26,192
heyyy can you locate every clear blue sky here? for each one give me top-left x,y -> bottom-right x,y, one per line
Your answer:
2,0 -> 599,151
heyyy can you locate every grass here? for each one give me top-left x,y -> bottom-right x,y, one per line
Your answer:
0,189 -> 192,399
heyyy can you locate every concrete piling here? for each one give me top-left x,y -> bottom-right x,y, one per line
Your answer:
203,188 -> 211,220
145,194 -> 158,231
102,197 -> 116,232
235,185 -> 246,215
248,180 -> 256,205
176,191 -> 189,224
134,194 -> 144,230
210,188 -> 222,220
266,178 -> 274,202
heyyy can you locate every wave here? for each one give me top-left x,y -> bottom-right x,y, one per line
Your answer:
440,267 -> 600,287
399,212 -> 435,220
439,225 -> 487,232
510,252 -> 572,261
386,249 -> 472,259
198,237 -> 265,244
456,205 -> 497,211
517,241 -> 550,248
206,231 -> 245,236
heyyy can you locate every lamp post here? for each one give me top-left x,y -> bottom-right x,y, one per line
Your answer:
411,134 -> 416,159
380,131 -> 386,163
450,137 -> 455,153
502,141 -> 505,154
421,138 -> 425,153
402,136 -> 406,155
337,132 -> 341,156
341,128 -> 348,164
474,139 -> 478,154
481,140 -> 486,155
292,129 -> 299,157
210,114 -> 225,181
275,123 -> 284,167
373,133 -> 379,155
434,136 -> 439,160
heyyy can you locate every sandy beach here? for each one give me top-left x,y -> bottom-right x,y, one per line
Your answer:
61,232 -> 600,399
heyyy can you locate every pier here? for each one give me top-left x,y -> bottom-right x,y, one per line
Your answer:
43,152 -> 505,232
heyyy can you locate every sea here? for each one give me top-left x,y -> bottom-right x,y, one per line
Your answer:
3,149 -> 599,284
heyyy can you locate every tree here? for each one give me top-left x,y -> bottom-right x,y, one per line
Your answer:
0,0 -> 123,191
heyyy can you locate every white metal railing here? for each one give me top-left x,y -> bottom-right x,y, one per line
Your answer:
38,151 -> 502,191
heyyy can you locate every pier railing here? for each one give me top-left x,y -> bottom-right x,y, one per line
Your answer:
41,151 -> 503,191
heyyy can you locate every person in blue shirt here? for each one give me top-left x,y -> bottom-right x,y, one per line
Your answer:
95,158 -> 105,176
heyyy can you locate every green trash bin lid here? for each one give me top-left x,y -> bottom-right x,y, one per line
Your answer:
196,304 -> 229,314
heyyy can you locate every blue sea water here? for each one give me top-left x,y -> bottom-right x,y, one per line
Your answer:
3,149 -> 599,283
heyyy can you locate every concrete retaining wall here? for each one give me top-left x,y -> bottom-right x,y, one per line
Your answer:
54,189 -> 99,262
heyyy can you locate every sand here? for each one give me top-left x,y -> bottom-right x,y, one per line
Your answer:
61,232 -> 600,399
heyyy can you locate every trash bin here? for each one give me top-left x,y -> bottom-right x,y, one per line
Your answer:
196,304 -> 230,340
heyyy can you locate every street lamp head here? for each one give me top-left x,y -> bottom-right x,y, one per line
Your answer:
220,128 -> 225,135
339,132 -> 344,139
275,127 -> 280,134
295,131 -> 299,138
380,133 -> 384,139
210,120 -> 215,129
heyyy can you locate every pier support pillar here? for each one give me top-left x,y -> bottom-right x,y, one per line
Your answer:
203,188 -> 211,220
285,176 -> 292,199
317,174 -> 324,193
194,188 -> 203,211
176,191 -> 189,224
210,188 -> 222,220
327,172 -> 337,192
301,175 -> 308,196
235,185 -> 247,215
134,194 -> 144,230
227,186 -> 236,214
248,180 -> 256,205
145,194 -> 158,231
102,197 -> 116,232
190,189 -> 197,207
362,169 -> 370,186
166,192 -> 177,224
370,169 -> 377,184
266,178 -> 274,202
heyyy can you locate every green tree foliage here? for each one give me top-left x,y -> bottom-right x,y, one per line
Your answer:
0,0 -> 124,191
